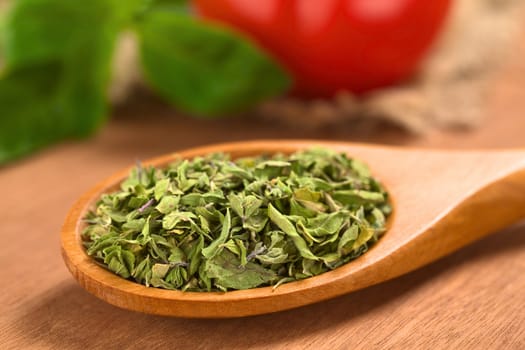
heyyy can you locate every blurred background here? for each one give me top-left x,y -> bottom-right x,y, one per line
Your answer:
1,0 -> 525,167
3,1 -> 525,348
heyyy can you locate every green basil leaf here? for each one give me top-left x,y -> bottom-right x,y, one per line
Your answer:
145,0 -> 189,12
136,10 -> 291,116
0,0 -> 128,164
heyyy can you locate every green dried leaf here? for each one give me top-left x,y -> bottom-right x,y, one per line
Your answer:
204,250 -> 277,290
298,212 -> 347,238
152,263 -> 170,279
268,204 -> 319,261
228,193 -> 244,218
188,235 -> 204,276
82,148 -> 391,291
154,178 -> 171,200
162,211 -> 196,230
202,209 -> 231,259
168,246 -> 186,264
338,224 -> 359,256
332,190 -> 385,206
122,218 -> 146,233
352,225 -> 376,252
103,246 -> 135,278
156,195 -> 179,214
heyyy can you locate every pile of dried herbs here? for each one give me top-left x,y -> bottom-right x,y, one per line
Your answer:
82,148 -> 391,291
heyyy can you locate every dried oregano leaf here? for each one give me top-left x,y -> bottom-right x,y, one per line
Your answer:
82,148 -> 391,291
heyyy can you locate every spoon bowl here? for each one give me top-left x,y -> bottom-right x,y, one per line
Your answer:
61,140 -> 525,318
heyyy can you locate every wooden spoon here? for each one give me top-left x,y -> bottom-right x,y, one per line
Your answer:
61,140 -> 525,318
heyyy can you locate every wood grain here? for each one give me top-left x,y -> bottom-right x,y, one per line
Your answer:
61,141 -> 525,318
2,18 -> 525,350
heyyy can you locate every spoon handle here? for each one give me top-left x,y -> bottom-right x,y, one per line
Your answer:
363,150 -> 525,288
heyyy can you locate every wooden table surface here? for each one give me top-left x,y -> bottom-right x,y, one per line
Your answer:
3,27 -> 525,350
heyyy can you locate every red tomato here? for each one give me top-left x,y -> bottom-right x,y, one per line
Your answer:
194,0 -> 452,97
